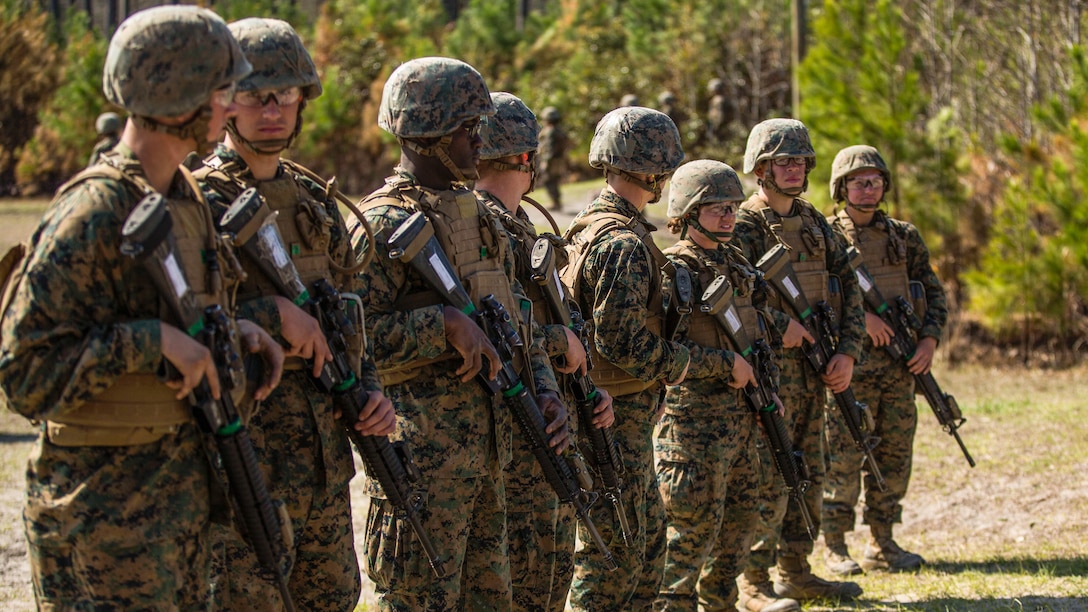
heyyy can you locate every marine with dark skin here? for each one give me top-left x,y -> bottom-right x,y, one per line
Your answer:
352,57 -> 568,611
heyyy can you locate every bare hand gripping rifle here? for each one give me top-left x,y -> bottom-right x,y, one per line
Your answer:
528,237 -> 633,548
120,192 -> 297,612
756,244 -> 887,491
700,274 -> 817,539
387,210 -> 618,571
846,247 -> 975,468
217,189 -> 448,577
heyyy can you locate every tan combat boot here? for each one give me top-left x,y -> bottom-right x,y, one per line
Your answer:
861,524 -> 925,572
823,531 -> 863,576
736,568 -> 800,612
774,544 -> 863,601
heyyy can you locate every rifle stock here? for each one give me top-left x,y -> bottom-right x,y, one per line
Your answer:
529,238 -> 632,548
756,245 -> 887,491
700,274 -> 816,539
846,247 -> 975,468
388,211 -> 618,571
218,190 -> 449,576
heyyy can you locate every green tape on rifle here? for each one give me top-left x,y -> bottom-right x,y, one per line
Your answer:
503,381 -> 526,398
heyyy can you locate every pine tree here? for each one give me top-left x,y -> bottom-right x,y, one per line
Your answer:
0,3 -> 60,195
966,48 -> 1088,359
14,12 -> 105,195
799,0 -> 925,209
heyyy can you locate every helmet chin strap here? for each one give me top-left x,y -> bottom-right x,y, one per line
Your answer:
759,167 -> 808,197
847,200 -> 881,213
133,105 -> 216,157
686,214 -> 732,244
227,100 -> 308,156
614,169 -> 666,203
400,135 -> 478,183
485,155 -> 537,192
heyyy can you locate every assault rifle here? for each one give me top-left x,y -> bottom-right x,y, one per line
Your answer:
846,247 -> 975,468
217,189 -> 448,577
700,274 -> 816,539
529,237 -> 632,548
660,262 -> 693,411
388,210 -> 618,571
756,244 -> 887,491
120,193 -> 296,612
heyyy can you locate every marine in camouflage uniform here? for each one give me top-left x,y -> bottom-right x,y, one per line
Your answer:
536,106 -> 570,211
0,7 -> 284,609
476,91 -> 615,612
821,145 -> 947,575
657,91 -> 687,137
351,57 -> 568,610
704,79 -> 733,146
562,106 -> 690,610
88,111 -> 122,167
655,159 -> 801,611
732,119 -> 866,608
193,19 -> 395,610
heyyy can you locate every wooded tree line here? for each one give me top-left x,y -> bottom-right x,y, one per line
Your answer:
3,0 -> 1087,360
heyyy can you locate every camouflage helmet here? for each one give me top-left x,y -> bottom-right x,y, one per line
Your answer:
658,91 -> 676,106
620,94 -> 641,107
589,106 -> 684,175
95,112 -> 122,136
541,106 -> 561,123
667,159 -> 745,219
830,144 -> 891,202
104,6 -> 251,117
228,18 -> 321,100
479,92 -> 539,160
708,78 -> 725,95
379,57 -> 495,139
742,118 -> 815,174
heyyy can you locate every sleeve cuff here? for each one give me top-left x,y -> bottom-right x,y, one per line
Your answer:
418,304 -> 450,359
921,327 -> 942,345
124,319 -> 164,373
237,296 -> 284,338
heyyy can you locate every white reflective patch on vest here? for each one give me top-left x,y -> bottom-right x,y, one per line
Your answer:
725,304 -> 743,333
856,269 -> 873,292
164,253 -> 187,298
782,276 -> 802,300
430,252 -> 458,292
259,225 -> 291,269
553,269 -> 566,302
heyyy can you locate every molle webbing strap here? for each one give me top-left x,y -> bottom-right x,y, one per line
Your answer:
833,211 -> 910,306
746,199 -> 830,305
665,241 -> 730,352
46,373 -> 191,446
52,374 -> 189,427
